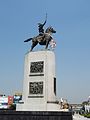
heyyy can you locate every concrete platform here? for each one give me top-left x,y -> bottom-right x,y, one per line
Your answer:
0,110 -> 73,120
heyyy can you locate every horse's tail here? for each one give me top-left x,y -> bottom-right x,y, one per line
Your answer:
24,38 -> 32,42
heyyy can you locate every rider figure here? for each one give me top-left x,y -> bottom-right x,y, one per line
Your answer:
38,14 -> 47,36
38,19 -> 46,36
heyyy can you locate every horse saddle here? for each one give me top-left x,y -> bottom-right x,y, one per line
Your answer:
37,34 -> 45,43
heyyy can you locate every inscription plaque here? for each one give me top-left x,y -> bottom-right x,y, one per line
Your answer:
29,82 -> 43,94
30,61 -> 44,73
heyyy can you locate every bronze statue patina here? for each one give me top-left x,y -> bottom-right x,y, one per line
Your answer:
24,15 -> 56,51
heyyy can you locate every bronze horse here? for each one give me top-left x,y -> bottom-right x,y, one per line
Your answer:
24,26 -> 56,51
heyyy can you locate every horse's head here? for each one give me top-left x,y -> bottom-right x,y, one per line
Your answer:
45,26 -> 56,34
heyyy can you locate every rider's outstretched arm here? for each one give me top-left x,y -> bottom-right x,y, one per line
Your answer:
42,13 -> 47,26
43,19 -> 46,26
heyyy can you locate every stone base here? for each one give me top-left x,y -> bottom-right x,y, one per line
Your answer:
17,102 -> 60,111
16,50 -> 60,111
0,111 -> 73,120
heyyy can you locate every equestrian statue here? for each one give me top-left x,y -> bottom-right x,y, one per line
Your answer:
24,14 -> 56,51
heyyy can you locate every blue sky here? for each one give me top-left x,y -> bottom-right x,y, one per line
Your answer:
0,0 -> 90,103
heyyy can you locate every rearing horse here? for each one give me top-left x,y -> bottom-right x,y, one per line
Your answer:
24,26 -> 56,51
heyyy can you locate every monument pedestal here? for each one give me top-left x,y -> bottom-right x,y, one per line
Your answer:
17,50 -> 60,111
15,50 -> 72,119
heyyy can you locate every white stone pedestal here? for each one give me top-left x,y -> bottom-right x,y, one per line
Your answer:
16,50 -> 60,111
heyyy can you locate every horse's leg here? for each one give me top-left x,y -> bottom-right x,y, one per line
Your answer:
30,41 -> 38,51
45,40 -> 50,49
